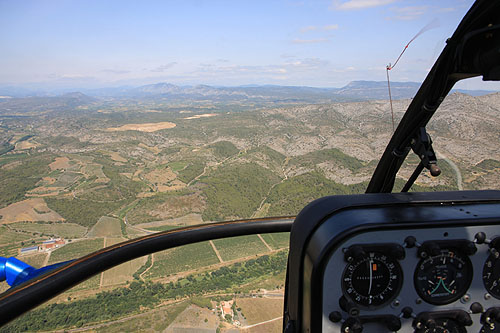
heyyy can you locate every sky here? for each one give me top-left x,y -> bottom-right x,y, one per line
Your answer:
1,0 -> 498,90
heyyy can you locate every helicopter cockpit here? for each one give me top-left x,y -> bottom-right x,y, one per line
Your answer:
1,0 -> 500,332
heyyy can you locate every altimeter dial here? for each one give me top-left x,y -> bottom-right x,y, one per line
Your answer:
482,252 -> 500,299
342,252 -> 403,308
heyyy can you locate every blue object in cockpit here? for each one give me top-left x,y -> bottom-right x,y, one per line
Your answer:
0,256 -> 72,288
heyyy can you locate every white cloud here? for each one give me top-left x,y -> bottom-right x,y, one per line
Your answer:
150,62 -> 177,72
101,69 -> 131,75
300,26 -> 318,33
323,24 -> 339,31
292,38 -> 329,44
386,5 -> 427,21
333,0 -> 397,10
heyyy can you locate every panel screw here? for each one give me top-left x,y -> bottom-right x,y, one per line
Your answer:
461,294 -> 470,303
485,293 -> 492,300
391,299 -> 400,308
416,298 -> 422,304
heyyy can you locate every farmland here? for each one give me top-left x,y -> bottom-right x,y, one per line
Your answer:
213,235 -> 269,262
48,238 -> 104,264
10,222 -> 86,239
0,89 -> 498,331
144,241 -> 219,279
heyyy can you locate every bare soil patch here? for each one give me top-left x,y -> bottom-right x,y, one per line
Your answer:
150,194 -> 205,220
143,167 -> 186,192
138,143 -> 162,154
183,113 -> 217,120
105,122 -> 176,132
144,167 -> 177,185
136,213 -> 204,229
49,157 -> 71,171
165,304 -> 219,332
106,151 -> 127,163
0,198 -> 64,224
236,297 -> 284,326
16,140 -> 39,150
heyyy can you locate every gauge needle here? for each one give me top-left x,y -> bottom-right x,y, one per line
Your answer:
368,259 -> 373,295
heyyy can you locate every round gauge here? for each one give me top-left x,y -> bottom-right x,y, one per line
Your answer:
483,253 -> 500,299
342,252 -> 403,308
414,250 -> 473,305
414,318 -> 466,333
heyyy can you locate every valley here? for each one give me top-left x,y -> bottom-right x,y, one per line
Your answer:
0,87 -> 499,332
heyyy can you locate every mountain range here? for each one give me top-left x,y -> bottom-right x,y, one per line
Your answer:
0,81 -> 496,104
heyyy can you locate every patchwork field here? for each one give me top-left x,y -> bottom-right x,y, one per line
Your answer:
136,213 -> 204,230
21,253 -> 48,268
0,198 -> 64,224
101,237 -> 148,286
105,122 -> 176,132
87,216 -> 122,237
213,235 -> 269,262
183,113 -> 217,120
237,297 -> 284,326
10,222 -> 87,239
260,233 -> 290,250
93,301 -> 190,333
0,226 -> 34,245
144,241 -> 219,279
49,157 -> 71,171
165,304 -> 218,332
48,238 -> 104,264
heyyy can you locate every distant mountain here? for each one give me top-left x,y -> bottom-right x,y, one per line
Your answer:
0,92 -> 96,115
334,81 -> 421,100
1,81 -> 496,102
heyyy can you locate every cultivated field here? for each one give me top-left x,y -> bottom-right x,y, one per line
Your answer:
21,253 -> 48,268
144,241 -> 219,279
101,237 -> 147,286
87,216 -> 122,237
49,157 -> 70,170
0,226 -> 34,245
213,235 -> 269,262
105,122 -> 176,132
183,113 -> 217,120
48,238 -> 104,264
136,213 -> 204,230
93,301 -> 189,332
10,222 -> 87,239
0,198 -> 64,224
237,297 -> 284,326
165,304 -> 218,332
261,233 -> 290,250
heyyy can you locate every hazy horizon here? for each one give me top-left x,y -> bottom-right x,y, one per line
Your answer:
2,0 -> 500,91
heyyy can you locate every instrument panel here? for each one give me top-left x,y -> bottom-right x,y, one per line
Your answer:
324,226 -> 500,332
283,190 -> 500,332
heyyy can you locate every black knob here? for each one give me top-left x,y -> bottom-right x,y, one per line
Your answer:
404,236 -> 417,248
340,296 -> 360,316
401,307 -> 413,319
329,311 -> 342,323
470,302 -> 484,314
475,232 -> 487,244
342,317 -> 363,333
386,316 -> 402,331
